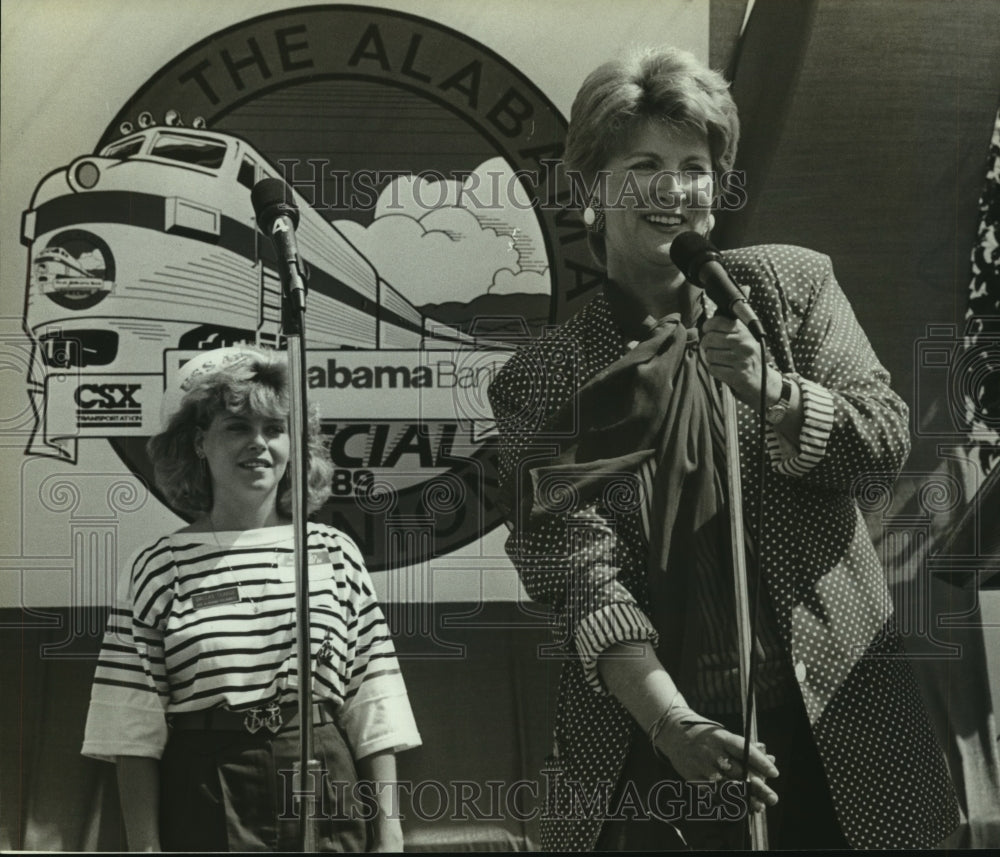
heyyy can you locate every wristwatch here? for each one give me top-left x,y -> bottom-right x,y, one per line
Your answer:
765,374 -> 794,425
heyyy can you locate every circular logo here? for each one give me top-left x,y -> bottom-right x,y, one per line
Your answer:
32,229 -> 115,310
43,5 -> 604,569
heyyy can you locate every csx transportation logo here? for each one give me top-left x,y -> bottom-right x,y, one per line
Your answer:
74,384 -> 142,428
22,6 -> 602,569
74,384 -> 140,411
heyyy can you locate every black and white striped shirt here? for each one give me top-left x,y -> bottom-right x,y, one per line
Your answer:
82,524 -> 420,762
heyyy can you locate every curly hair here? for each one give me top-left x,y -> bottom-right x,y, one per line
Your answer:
562,46 -> 740,267
147,347 -> 333,518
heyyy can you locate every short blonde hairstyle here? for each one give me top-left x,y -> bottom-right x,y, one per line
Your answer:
563,46 -> 740,266
147,347 -> 333,517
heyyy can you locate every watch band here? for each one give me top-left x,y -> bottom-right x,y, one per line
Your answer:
766,374 -> 794,425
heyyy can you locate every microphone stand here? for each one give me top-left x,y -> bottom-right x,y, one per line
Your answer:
281,253 -> 319,852
719,381 -> 769,851
672,232 -> 769,849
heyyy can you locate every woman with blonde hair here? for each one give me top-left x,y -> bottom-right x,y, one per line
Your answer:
83,345 -> 420,851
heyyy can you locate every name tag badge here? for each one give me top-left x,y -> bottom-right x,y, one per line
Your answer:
192,586 -> 241,609
276,550 -> 328,567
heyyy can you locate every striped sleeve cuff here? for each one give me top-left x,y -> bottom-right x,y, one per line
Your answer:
574,602 -> 658,694
766,376 -> 835,477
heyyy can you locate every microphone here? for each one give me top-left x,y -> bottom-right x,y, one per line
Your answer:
669,232 -> 765,341
251,178 -> 306,311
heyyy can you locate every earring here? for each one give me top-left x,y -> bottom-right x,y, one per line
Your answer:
583,193 -> 604,234
705,213 -> 716,235
583,195 -> 605,233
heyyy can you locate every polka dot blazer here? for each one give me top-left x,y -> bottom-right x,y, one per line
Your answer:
488,245 -> 960,850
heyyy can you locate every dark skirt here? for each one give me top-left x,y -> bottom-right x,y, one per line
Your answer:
159,719 -> 369,852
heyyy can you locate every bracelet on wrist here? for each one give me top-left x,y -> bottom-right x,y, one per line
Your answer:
647,694 -> 684,757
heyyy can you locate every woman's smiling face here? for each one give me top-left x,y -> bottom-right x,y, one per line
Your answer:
601,120 -> 715,283
197,409 -> 289,514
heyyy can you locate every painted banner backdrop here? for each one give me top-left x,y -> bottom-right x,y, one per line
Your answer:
0,0 -> 708,607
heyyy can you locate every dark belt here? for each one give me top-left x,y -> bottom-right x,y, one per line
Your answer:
169,701 -> 336,735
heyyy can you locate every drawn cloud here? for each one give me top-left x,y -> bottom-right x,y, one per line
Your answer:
489,268 -> 548,295
334,158 -> 550,307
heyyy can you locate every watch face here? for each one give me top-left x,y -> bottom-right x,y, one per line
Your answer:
767,377 -> 793,424
766,403 -> 789,424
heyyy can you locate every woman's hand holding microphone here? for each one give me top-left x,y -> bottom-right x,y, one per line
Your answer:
698,314 -> 773,406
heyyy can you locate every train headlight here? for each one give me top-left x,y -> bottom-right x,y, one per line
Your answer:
138,111 -> 154,128
164,109 -> 182,126
72,160 -> 100,190
192,116 -> 207,130
119,121 -> 134,136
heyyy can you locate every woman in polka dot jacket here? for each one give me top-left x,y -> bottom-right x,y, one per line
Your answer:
488,46 -> 960,851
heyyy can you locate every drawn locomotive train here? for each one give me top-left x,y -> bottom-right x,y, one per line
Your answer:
20,119 -> 475,459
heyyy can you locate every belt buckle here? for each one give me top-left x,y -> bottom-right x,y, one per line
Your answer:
243,703 -> 283,734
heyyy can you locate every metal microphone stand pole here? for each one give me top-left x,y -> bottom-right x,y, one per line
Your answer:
719,382 -> 769,851
282,258 -> 319,853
